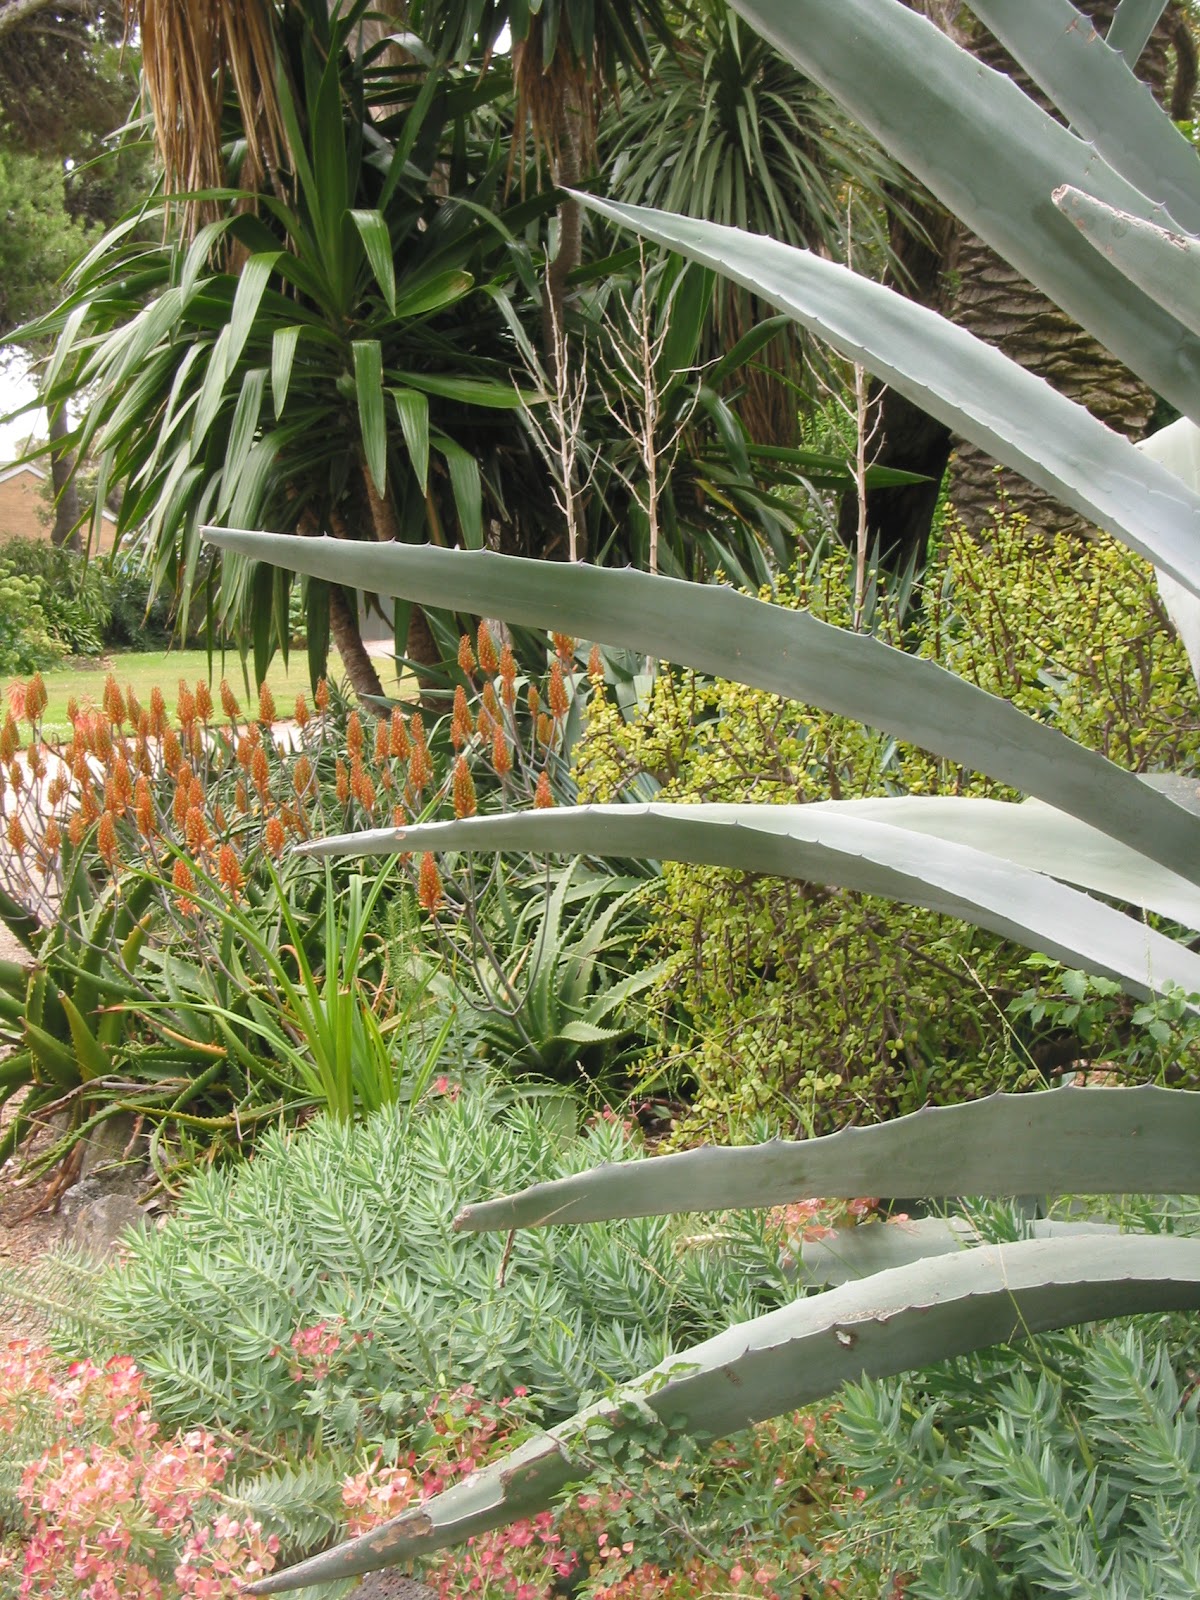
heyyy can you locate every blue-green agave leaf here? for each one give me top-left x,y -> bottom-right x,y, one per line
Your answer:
967,0 -> 1200,234
574,194 -> 1200,601
1053,185 -> 1200,339
294,805 -> 1200,1002
725,0 -> 1200,422
454,1086 -> 1200,1229
200,530 -> 1200,889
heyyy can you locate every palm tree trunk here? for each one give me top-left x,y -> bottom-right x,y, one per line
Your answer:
360,462 -> 441,684
837,190 -> 957,569
300,500 -> 385,704
327,582 -> 385,702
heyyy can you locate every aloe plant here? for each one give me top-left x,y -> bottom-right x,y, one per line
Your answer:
207,0 -> 1200,1588
449,860 -> 662,1084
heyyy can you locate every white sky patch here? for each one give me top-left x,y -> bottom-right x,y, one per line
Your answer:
0,352 -> 45,462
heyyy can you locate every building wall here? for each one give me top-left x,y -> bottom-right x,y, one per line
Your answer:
0,467 -> 119,555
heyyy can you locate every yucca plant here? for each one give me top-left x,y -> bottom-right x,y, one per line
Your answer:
18,0 -> 555,702
206,0 -> 1200,1587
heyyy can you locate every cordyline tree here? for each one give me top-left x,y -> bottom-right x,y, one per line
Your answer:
19,0 -> 563,700
18,0 -> 693,698
14,0 -> 908,697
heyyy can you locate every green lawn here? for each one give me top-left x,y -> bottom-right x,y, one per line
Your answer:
4,649 -> 364,741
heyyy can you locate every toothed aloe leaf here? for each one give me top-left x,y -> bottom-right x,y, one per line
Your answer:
293,807 -> 1200,1003
573,195 -> 1200,596
1054,185 -> 1200,338
247,1235 -> 1200,1593
968,0 -> 1200,235
453,1087 -> 1200,1232
202,531 -> 1200,889
725,0 -> 1200,422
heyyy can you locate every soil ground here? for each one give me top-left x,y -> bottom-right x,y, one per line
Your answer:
0,924 -> 58,1347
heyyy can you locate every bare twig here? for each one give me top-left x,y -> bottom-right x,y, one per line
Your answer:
516,291 -> 593,562
602,246 -> 700,576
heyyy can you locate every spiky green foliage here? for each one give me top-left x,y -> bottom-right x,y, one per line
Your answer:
71,1085 -> 790,1444
221,1459 -> 348,1568
823,1318 -> 1200,1598
445,860 -> 663,1087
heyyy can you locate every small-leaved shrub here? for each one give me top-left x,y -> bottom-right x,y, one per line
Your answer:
574,524 -> 1200,1139
0,539 -> 113,658
0,566 -> 63,676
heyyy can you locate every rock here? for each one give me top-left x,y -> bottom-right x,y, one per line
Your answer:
354,1577 -> 436,1599
58,1178 -> 147,1257
78,1113 -> 142,1187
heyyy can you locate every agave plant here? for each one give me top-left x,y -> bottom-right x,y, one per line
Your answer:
206,0 -> 1200,1587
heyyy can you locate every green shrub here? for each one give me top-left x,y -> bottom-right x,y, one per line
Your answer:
916,513 -> 1200,780
573,527 -> 1200,1140
104,554 -> 174,649
0,565 -> 63,676
0,538 -> 113,657
64,1085 -> 793,1446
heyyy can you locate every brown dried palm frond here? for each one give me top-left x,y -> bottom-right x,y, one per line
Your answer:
125,0 -> 290,234
511,17 -> 595,181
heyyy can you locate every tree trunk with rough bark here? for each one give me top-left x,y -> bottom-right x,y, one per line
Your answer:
328,581 -> 385,702
48,403 -> 81,552
837,190 -> 957,567
361,460 -> 441,688
321,464 -> 443,706
300,498 -> 386,706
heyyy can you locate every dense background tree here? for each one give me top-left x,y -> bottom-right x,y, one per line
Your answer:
0,0 -> 145,548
